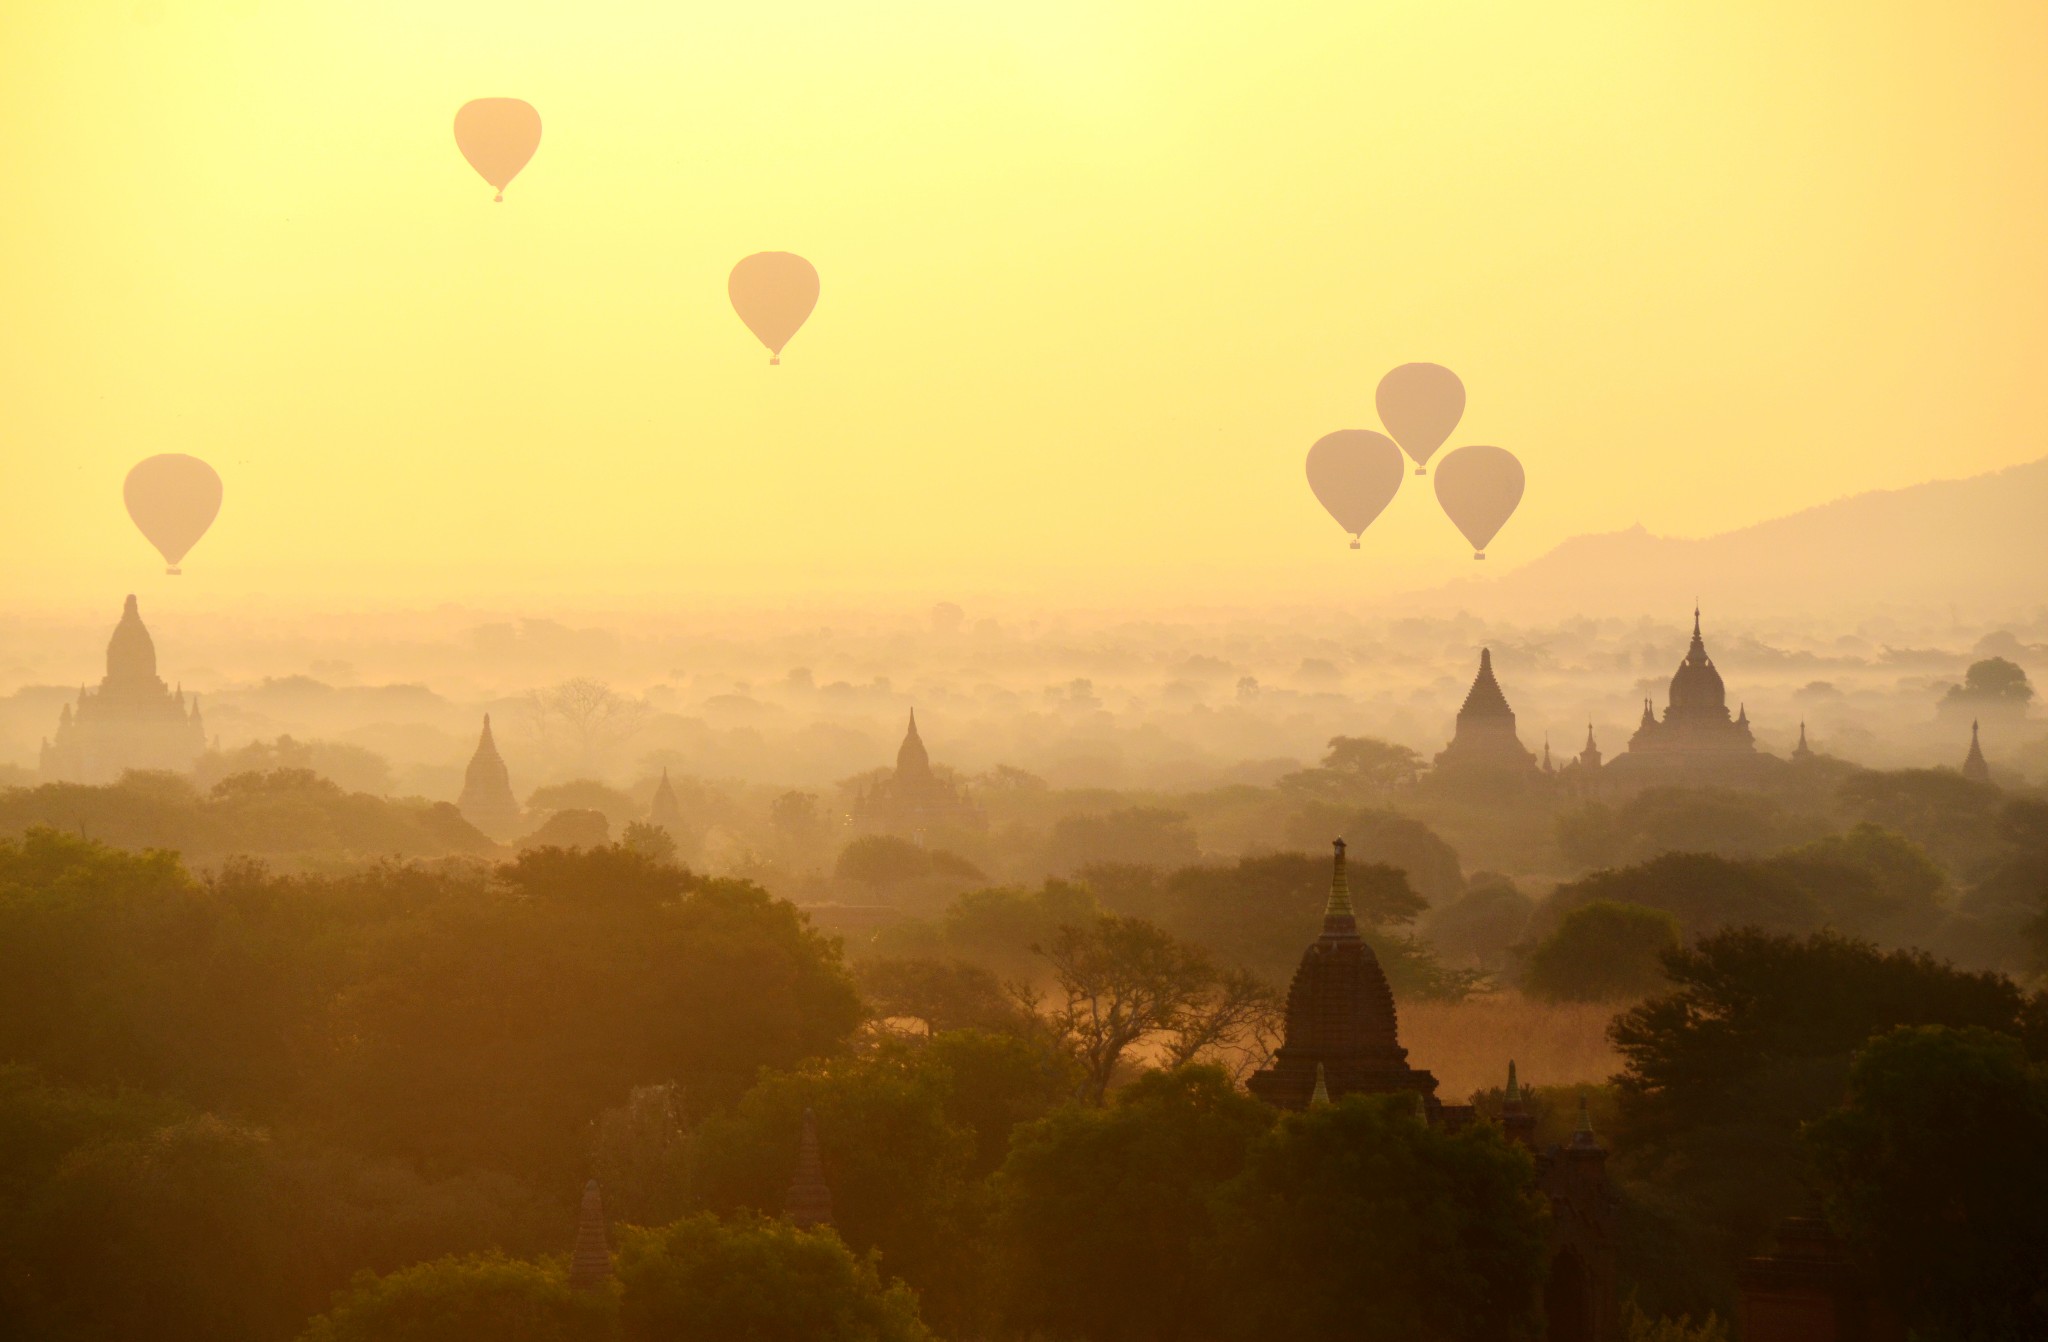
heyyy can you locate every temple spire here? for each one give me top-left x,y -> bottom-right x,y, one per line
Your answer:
1962,719 -> 1990,783
1322,838 -> 1356,935
1310,1063 -> 1331,1107
785,1108 -> 834,1228
568,1180 -> 612,1290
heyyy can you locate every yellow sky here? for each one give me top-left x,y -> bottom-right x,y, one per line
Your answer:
3,0 -> 2045,612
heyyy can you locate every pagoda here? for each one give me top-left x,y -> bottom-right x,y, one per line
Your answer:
1246,840 -> 1442,1115
40,595 -> 207,783
784,1108 -> 834,1229
1607,609 -> 1777,786
1431,647 -> 1539,788
849,710 -> 983,838
1961,720 -> 1990,783
456,714 -> 522,840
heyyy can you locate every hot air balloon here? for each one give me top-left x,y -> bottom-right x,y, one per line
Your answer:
1433,445 -> 1524,560
728,252 -> 819,364
454,98 -> 542,202
1376,363 -> 1465,475
1305,431 -> 1404,549
124,454 -> 222,575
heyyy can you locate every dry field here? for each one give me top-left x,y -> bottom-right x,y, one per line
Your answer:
1400,993 -> 1624,1103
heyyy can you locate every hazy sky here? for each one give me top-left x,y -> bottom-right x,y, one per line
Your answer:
4,1 -> 2045,610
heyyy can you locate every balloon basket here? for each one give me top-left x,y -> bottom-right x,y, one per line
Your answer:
166,567 -> 182,575
1414,468 -> 1427,476
1473,552 -> 1485,561
769,356 -> 781,366
1348,540 -> 1360,550
493,193 -> 504,203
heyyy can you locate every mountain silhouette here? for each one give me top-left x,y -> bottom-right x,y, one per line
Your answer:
1414,456 -> 2048,618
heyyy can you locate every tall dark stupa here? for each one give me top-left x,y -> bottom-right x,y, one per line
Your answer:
1247,839 -> 1441,1115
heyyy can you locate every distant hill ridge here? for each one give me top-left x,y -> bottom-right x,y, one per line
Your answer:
1421,455 -> 2048,618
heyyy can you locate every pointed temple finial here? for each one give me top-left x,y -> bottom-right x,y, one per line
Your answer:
1310,1062 -> 1331,1107
1505,1060 -> 1521,1105
1569,1094 -> 1602,1151
1962,719 -> 1990,782
1322,838 -> 1356,933
785,1107 -> 834,1228
568,1179 -> 612,1290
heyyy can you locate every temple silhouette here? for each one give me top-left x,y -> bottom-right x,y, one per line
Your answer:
849,710 -> 983,839
1429,647 -> 1541,791
456,714 -> 523,840
40,595 -> 208,783
1250,841 -> 1619,1340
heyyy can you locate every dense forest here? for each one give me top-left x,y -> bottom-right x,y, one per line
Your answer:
3,737 -> 2047,1341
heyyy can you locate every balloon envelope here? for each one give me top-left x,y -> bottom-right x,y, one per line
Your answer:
1376,363 -> 1465,474
1433,445 -> 1524,559
124,454 -> 222,574
454,98 -> 542,200
728,252 -> 820,364
1305,430 -> 1404,547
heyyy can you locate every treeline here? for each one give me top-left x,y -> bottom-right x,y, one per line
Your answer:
4,829 -> 2048,1340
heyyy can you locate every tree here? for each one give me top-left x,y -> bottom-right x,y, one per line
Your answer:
994,1067 -> 1273,1342
528,780 -> 642,832
617,1214 -> 931,1342
527,678 -> 649,771
619,821 -> 678,865
855,957 -> 1035,1036
1807,1026 -> 2048,1341
1216,1094 -> 1550,1342
1837,768 -> 2007,876
1522,901 -> 1681,1003
1608,930 -> 2048,1285
1555,786 -> 1799,869
1282,806 -> 1465,903
1546,851 -> 1818,938
1941,656 -> 2035,711
299,1254 -> 613,1342
1046,808 -> 1201,873
1277,736 -> 1423,800
1033,915 -> 1222,1103
686,1036 -> 1062,1335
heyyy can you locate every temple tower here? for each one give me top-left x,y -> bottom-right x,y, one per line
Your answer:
1431,648 -> 1539,787
457,714 -> 522,840
784,1108 -> 834,1229
39,595 -> 206,782
650,767 -> 683,831
568,1180 -> 613,1290
1961,721 -> 1990,783
1247,840 -> 1441,1114
1737,1216 -> 1905,1342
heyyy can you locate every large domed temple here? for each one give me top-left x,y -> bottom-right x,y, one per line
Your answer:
40,595 -> 208,783
1604,608 -> 1779,785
